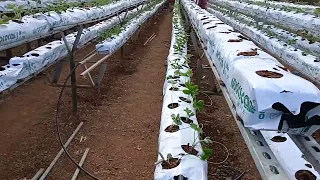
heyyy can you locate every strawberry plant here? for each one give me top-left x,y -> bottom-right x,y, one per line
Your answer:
184,107 -> 195,118
183,81 -> 199,99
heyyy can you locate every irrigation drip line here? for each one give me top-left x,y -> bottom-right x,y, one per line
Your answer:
55,62 -> 101,180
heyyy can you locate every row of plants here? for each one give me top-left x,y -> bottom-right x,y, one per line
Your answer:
211,0 -> 320,37
210,0 -> 320,16
181,0 -> 320,133
96,0 -> 165,54
0,0 -> 145,51
0,2 -> 144,93
208,3 -> 320,56
207,5 -> 320,84
0,0 -> 117,21
154,1 -> 210,179
209,2 -> 320,44
181,0 -> 320,179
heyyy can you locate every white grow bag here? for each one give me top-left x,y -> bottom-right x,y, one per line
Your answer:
96,1 -> 164,54
0,2 -> 145,93
207,7 -> 320,85
0,16 -> 49,49
155,2 -> 207,179
212,0 -> 320,36
181,0 -> 320,132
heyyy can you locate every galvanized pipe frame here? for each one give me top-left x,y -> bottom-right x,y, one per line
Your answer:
0,3 -> 148,96
180,3 -> 320,179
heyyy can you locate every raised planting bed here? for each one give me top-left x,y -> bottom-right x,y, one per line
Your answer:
210,0 -> 320,37
181,0 -> 320,135
181,0 -> 320,179
208,4 -> 320,57
210,0 -> 320,16
207,5 -> 320,85
0,0 -> 93,13
0,3 -> 147,93
96,0 -> 165,54
0,0 -> 146,51
154,1 -> 210,179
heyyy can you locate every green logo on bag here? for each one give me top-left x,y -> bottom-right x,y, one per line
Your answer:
231,78 -> 256,113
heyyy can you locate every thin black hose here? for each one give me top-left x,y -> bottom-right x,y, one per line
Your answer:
55,63 -> 101,180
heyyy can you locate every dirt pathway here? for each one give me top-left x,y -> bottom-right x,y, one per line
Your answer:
0,6 -> 261,180
0,8 -> 171,180
50,9 -> 172,180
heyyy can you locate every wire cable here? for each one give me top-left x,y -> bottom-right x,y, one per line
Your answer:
55,63 -> 101,180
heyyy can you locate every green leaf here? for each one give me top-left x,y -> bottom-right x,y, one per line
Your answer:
183,89 -> 192,95
190,123 -> 203,134
200,148 -> 213,160
193,100 -> 204,112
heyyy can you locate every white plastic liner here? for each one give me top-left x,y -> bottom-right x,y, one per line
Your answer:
261,131 -> 320,178
154,3 -> 207,179
0,0 -> 146,50
181,0 -> 320,131
0,16 -> 50,49
209,0 -> 319,15
208,4 -> 320,56
207,7 -> 320,84
96,1 -> 165,54
211,0 -> 320,36
0,0 -> 95,12
0,4 -> 144,93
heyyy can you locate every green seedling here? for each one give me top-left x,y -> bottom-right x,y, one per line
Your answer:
155,152 -> 174,165
7,4 -> 24,20
184,107 -> 195,118
171,114 -> 182,126
190,123 -> 203,134
174,69 -> 193,77
193,99 -> 204,112
183,81 -> 199,98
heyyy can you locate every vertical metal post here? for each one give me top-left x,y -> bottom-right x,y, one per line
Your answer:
26,42 -> 32,52
6,49 -> 12,59
60,25 -> 83,115
196,58 -> 202,86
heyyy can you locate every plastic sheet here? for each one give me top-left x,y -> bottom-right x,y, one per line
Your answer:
207,7 -> 320,84
212,0 -> 320,36
154,2 -> 207,179
0,2 -> 145,93
181,0 -> 320,132
96,1 -> 164,54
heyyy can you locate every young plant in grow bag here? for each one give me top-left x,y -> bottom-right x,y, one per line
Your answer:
165,114 -> 182,133
0,15 -> 11,25
193,99 -> 204,112
169,83 -> 180,91
155,153 -> 181,169
183,81 -> 199,99
315,8 -> 320,16
170,61 -> 183,70
7,4 -> 24,20
174,69 -> 193,77
182,134 -> 213,157
179,108 -> 194,124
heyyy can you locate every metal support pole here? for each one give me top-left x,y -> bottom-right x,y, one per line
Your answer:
5,49 -> 12,59
190,29 -> 200,57
60,25 -> 83,114
26,42 -> 32,52
95,64 -> 107,88
51,61 -> 65,84
121,46 -> 124,58
196,58 -> 203,86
